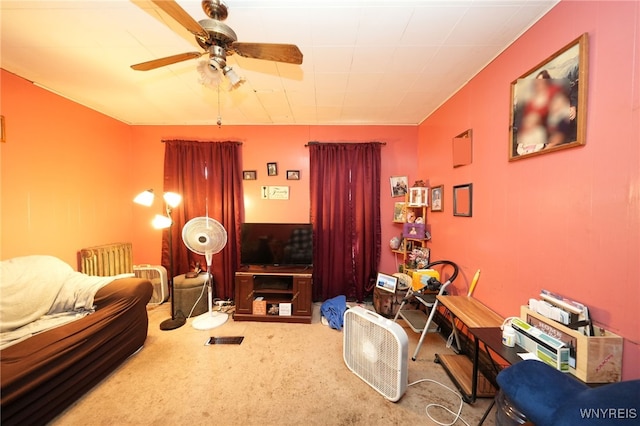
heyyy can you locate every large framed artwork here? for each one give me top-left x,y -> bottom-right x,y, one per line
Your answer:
509,33 -> 588,161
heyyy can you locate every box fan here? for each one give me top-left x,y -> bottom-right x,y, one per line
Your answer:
343,306 -> 409,402
133,264 -> 168,305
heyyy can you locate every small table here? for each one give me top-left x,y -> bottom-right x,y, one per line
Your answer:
469,327 -> 524,398
469,327 -> 527,424
469,327 -> 589,424
434,296 -> 504,403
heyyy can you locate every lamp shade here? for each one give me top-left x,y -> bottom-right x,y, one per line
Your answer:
163,192 -> 182,208
133,189 -> 154,206
152,214 -> 172,229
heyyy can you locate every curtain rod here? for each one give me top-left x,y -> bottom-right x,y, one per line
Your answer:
161,140 -> 243,145
305,141 -> 386,147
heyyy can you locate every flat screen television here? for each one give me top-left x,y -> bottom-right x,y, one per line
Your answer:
240,223 -> 313,267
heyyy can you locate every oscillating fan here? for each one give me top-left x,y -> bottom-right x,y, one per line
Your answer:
343,306 -> 409,402
182,216 -> 228,330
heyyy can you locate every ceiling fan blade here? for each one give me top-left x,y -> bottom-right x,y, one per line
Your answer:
151,0 -> 210,41
131,51 -> 204,71
232,42 -> 303,65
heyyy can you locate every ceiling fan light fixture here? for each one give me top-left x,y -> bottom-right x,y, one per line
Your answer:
197,59 -> 222,88
223,66 -> 244,89
130,0 -> 300,92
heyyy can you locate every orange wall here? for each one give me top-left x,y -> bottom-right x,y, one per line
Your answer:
1,70 -> 134,268
129,125 -> 419,274
1,69 -> 417,273
418,1 -> 640,379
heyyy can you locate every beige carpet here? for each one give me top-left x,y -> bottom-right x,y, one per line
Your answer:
52,303 -> 496,425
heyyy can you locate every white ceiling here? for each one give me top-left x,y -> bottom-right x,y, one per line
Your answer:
0,0 -> 559,126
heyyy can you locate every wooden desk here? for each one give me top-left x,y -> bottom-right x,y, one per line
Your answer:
434,296 -> 504,403
436,295 -> 503,327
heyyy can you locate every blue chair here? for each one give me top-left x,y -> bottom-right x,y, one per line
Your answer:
496,359 -> 640,425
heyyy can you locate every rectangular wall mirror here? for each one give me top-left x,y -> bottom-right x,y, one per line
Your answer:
453,183 -> 473,217
453,129 -> 473,167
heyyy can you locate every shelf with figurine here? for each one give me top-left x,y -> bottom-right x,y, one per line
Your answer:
390,180 -> 431,271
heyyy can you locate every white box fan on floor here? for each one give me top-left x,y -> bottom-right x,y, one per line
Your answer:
134,264 -> 168,305
343,306 -> 409,402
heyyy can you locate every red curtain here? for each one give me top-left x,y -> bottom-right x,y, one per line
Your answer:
161,140 -> 244,300
309,142 -> 382,302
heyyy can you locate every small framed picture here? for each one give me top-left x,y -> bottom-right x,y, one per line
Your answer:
393,202 -> 407,223
453,183 -> 473,217
405,240 -> 414,252
267,162 -> 278,176
390,176 -> 409,197
243,170 -> 257,180
375,272 -> 398,293
430,185 -> 443,212
286,170 -> 300,180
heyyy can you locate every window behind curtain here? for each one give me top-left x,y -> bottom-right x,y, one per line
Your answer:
309,142 -> 382,302
162,140 -> 244,300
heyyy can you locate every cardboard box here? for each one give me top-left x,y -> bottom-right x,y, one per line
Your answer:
520,306 -> 623,383
411,269 -> 440,291
253,299 -> 267,315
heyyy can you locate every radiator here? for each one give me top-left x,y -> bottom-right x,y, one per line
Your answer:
79,242 -> 133,276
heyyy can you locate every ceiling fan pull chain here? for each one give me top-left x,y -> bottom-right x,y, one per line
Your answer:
217,83 -> 222,127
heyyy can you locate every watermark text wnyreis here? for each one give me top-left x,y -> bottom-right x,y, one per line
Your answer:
580,408 -> 637,420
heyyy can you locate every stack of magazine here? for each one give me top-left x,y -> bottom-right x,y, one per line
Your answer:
528,289 -> 593,336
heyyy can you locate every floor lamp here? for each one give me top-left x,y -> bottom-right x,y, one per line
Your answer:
134,189 -> 185,330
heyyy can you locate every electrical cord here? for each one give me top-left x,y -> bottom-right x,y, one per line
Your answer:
408,378 -> 471,426
185,276 -> 235,318
186,278 -> 208,319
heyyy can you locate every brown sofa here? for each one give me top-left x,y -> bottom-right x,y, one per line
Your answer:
1,275 -> 152,425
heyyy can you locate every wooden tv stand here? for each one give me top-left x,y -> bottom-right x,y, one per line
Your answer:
234,266 -> 313,323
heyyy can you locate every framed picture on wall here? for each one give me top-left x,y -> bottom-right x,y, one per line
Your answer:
243,170 -> 257,180
509,33 -> 588,161
453,183 -> 473,217
390,176 -> 408,197
393,202 -> 407,223
430,185 -> 443,212
267,162 -> 278,176
286,170 -> 300,180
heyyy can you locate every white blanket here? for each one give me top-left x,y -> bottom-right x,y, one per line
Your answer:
0,255 -> 133,350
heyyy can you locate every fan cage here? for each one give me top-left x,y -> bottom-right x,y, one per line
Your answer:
182,217 -> 228,256
343,306 -> 408,402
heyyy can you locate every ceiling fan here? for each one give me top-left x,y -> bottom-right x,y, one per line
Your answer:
131,0 -> 303,88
